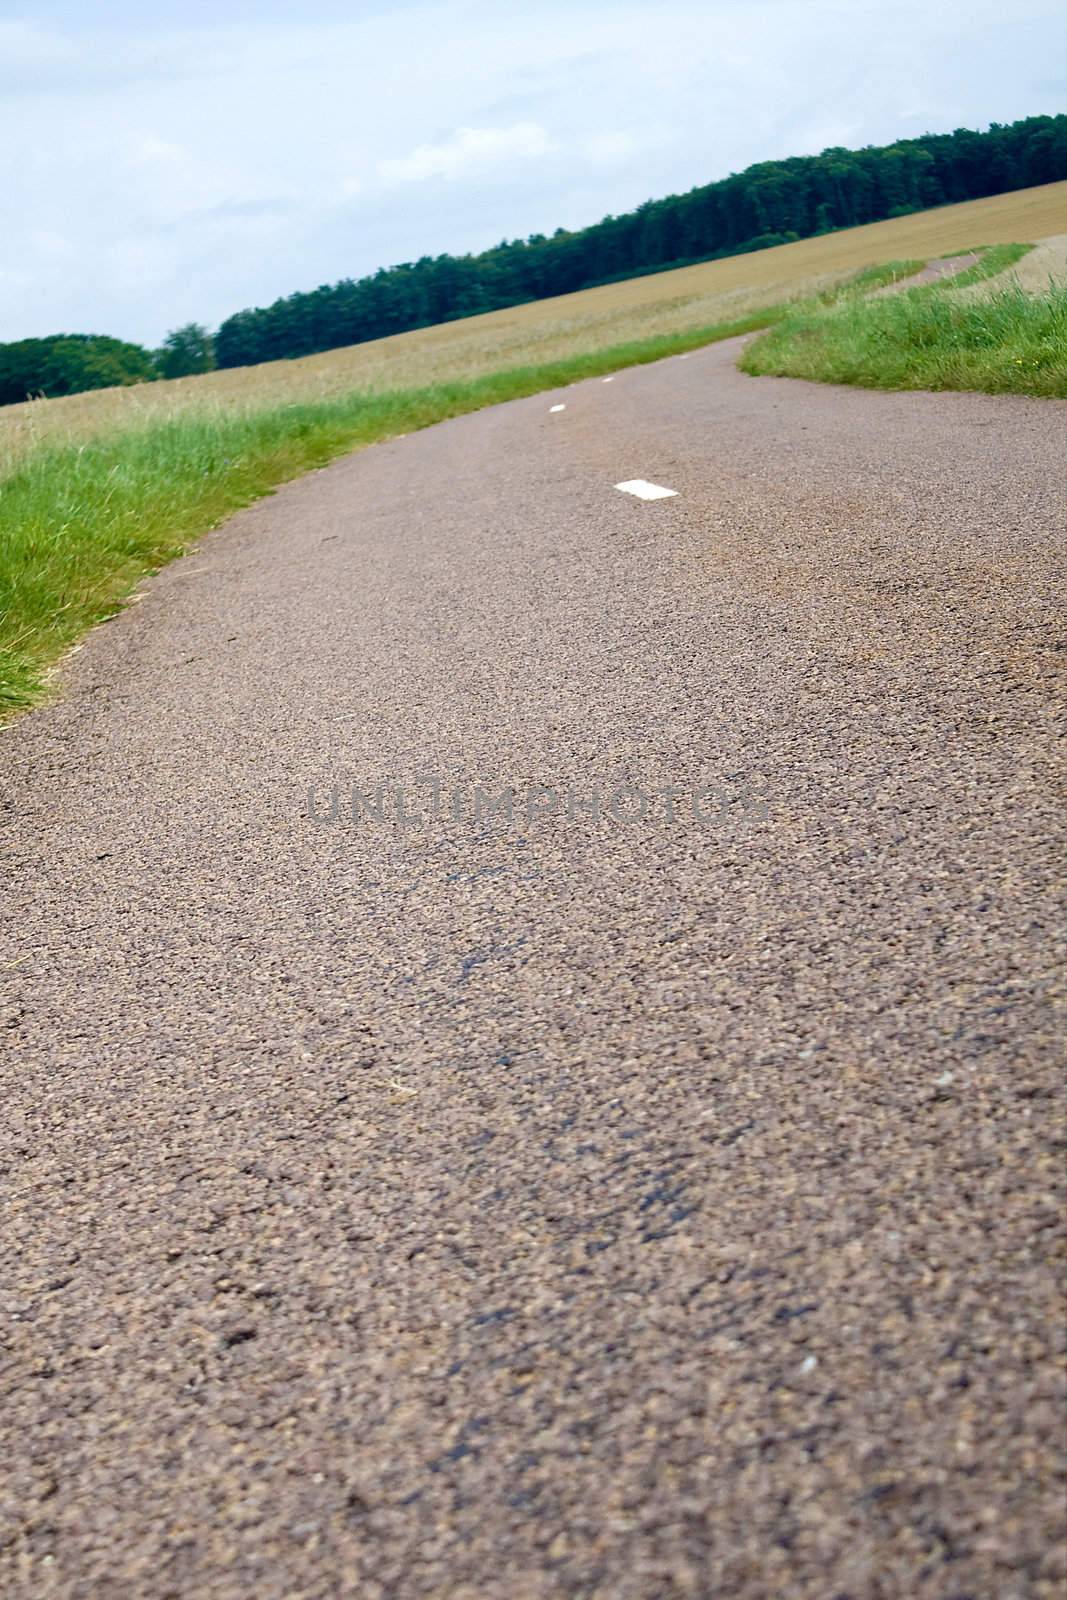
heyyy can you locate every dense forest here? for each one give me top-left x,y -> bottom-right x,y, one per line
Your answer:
214,116 -> 1067,369
1,115 -> 1064,403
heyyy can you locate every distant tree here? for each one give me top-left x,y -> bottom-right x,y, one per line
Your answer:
0,334 -> 156,406
155,322 -> 216,379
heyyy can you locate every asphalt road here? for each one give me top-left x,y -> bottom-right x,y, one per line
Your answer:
2,341 -> 1064,1599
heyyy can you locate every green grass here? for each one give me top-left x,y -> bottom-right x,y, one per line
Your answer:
929,241 -> 1032,284
740,243 -> 1067,397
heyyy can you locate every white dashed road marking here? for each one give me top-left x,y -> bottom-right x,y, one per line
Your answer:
614,479 -> 678,501
549,404 -> 566,412
602,376 -> 615,383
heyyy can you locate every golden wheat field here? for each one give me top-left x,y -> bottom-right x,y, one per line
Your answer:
2,179 -> 1065,470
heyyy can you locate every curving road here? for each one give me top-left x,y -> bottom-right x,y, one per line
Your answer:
2,341 -> 1064,1598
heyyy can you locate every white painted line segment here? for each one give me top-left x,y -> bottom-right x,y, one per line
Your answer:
614,479 -> 678,501
602,376 -> 615,383
549,403 -> 566,412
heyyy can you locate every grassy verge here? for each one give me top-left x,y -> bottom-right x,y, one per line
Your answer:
928,241 -> 1033,286
740,243 -> 1067,397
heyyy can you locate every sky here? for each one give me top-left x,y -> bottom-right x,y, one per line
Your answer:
1,0 -> 1064,346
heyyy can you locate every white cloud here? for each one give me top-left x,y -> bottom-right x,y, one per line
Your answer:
378,122 -> 555,185
584,131 -> 640,167
0,19 -> 78,76
130,135 -> 185,165
107,236 -> 177,291
29,229 -> 74,262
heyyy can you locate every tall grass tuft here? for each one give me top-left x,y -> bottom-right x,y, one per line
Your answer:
741,250 -> 1066,397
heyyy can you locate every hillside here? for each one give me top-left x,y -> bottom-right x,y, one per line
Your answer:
212,114 -> 1067,367
3,179 -> 1064,469
1,113 -> 1063,419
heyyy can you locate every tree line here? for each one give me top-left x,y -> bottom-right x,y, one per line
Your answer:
0,324 -> 215,408
1,115 -> 1064,404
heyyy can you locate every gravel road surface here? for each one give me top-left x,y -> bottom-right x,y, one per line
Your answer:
2,342 -> 1064,1598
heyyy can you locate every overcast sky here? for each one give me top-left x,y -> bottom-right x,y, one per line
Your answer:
1,0 -> 1064,346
